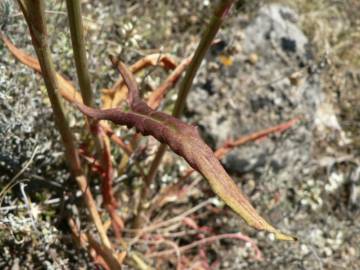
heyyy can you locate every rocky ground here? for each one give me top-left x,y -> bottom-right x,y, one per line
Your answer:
0,1 -> 359,269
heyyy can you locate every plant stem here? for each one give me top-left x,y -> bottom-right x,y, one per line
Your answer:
18,0 -> 113,252
133,0 -> 235,229
133,144 -> 167,229
173,0 -> 234,117
65,0 -> 120,232
65,0 -> 93,106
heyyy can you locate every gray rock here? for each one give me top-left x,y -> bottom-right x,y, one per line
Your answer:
244,4 -> 310,59
187,4 -> 322,183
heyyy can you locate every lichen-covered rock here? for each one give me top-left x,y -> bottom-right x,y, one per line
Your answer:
187,4 -> 321,183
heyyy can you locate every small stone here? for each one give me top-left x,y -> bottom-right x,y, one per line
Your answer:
289,71 -> 303,86
323,247 -> 333,257
300,244 -> 309,254
348,247 -> 356,257
268,233 -> 276,241
248,53 -> 258,65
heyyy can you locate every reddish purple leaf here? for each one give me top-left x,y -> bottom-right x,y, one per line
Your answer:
76,61 -> 295,241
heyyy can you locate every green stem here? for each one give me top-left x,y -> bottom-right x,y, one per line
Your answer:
18,0 -> 113,252
65,0 -> 119,214
133,0 -> 235,229
65,0 -> 93,106
173,0 -> 234,117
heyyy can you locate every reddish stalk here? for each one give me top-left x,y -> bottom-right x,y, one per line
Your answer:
79,142 -> 124,239
100,131 -> 124,238
68,218 -> 112,270
110,53 -> 178,96
147,56 -> 192,109
214,117 -> 301,159
109,54 -> 178,109
147,232 -> 263,260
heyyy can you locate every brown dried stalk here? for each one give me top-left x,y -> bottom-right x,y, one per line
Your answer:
0,32 -> 83,103
87,233 -> 123,269
68,218 -> 114,270
76,61 -> 295,241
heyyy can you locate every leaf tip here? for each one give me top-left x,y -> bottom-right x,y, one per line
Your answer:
273,231 -> 297,241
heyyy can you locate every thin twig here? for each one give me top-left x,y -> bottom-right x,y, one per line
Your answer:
127,199 -> 214,249
147,232 -> 263,260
